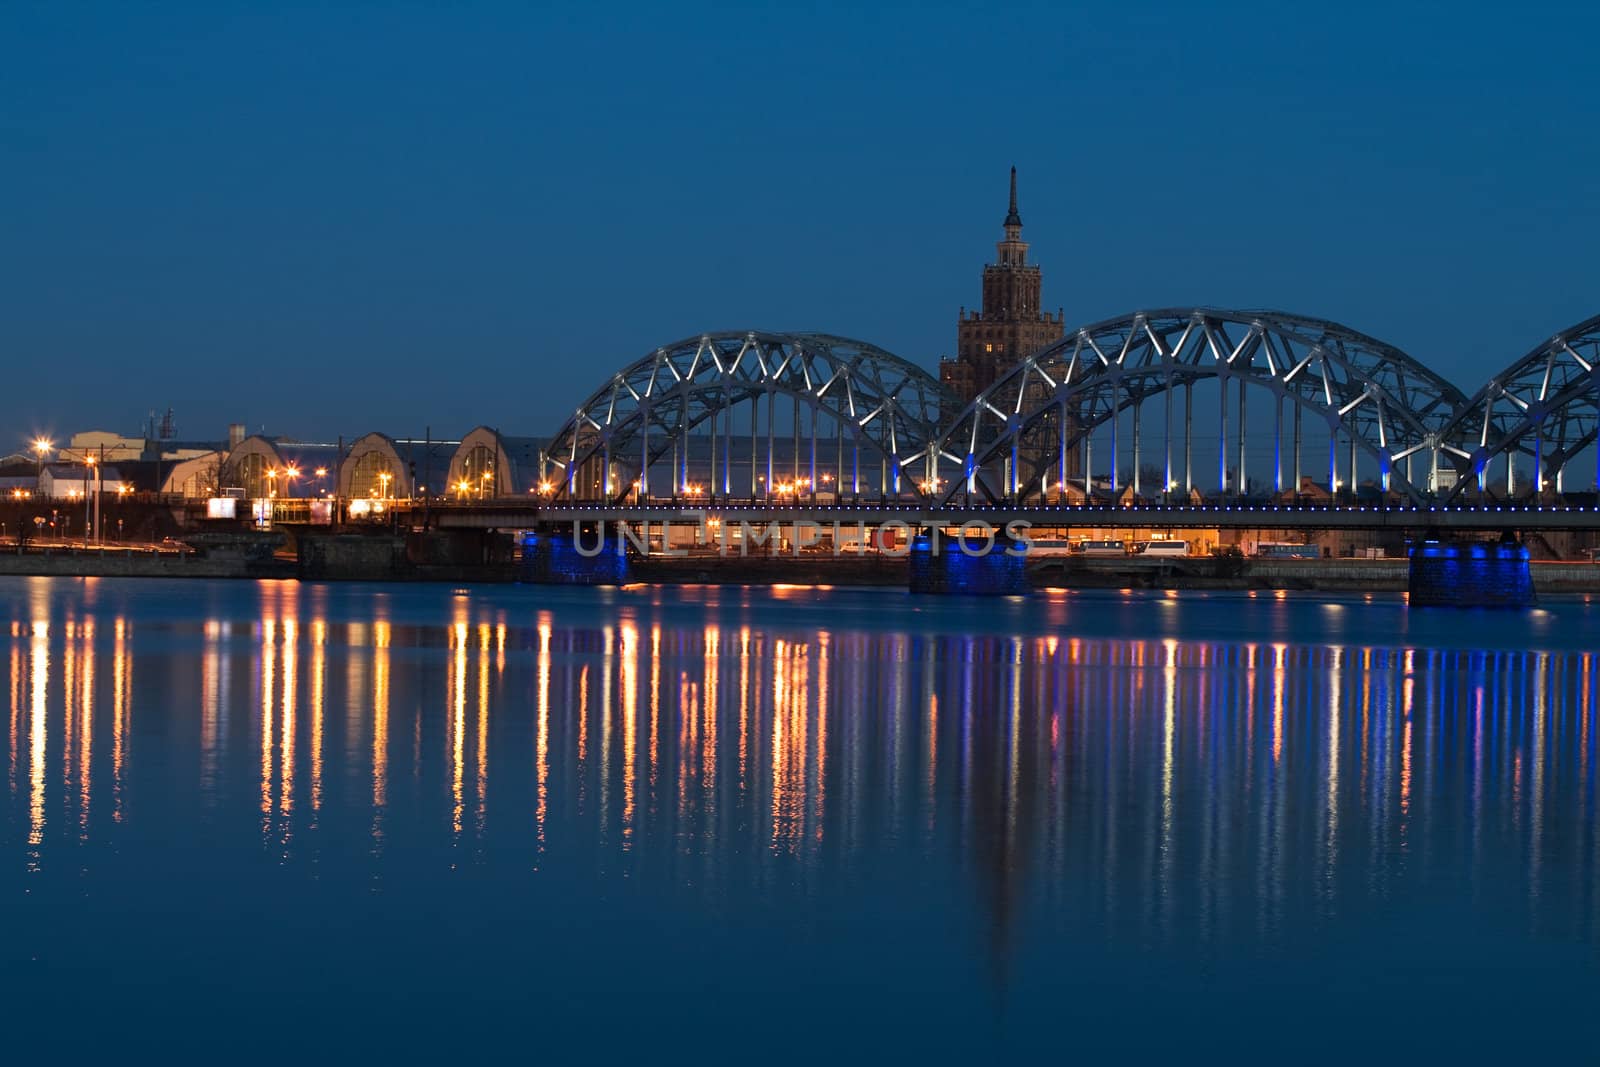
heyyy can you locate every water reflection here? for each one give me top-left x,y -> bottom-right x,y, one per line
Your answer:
4,580 -> 1600,962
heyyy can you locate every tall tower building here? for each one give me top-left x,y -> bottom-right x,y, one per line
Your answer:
940,168 -> 1065,410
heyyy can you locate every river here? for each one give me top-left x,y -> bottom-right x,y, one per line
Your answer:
2,577 -> 1596,1060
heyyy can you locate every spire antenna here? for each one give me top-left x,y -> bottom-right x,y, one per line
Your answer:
1003,166 -> 1022,230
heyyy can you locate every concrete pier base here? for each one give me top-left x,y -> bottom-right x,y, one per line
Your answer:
1408,540 -> 1536,608
521,531 -> 630,585
908,531 -> 1029,595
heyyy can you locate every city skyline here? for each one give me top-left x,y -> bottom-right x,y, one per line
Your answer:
5,3 -> 1598,441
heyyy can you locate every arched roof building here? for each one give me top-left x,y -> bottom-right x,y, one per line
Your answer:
447,427 -> 546,499
337,432 -> 458,500
224,436 -> 343,499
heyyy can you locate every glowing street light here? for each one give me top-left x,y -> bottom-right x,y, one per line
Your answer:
378,471 -> 392,499
32,438 -> 51,496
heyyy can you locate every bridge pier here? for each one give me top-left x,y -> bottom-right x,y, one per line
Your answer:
520,528 -> 630,585
1407,537 -> 1535,608
908,529 -> 1029,596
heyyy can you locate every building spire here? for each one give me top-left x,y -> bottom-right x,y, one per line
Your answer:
1004,166 -> 1022,229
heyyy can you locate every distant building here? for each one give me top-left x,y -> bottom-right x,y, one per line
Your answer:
68,429 -> 217,464
224,436 -> 344,499
939,168 -> 1066,412
38,463 -> 129,500
161,452 -> 228,498
341,432 -> 459,499
448,427 -> 547,497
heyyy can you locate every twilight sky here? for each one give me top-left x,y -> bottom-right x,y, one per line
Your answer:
3,1 -> 1597,445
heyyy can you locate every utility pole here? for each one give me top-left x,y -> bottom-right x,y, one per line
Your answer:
423,426 -> 432,530
83,452 -> 91,543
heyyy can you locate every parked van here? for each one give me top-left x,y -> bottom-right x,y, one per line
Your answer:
1025,538 -> 1077,557
1136,539 -> 1189,557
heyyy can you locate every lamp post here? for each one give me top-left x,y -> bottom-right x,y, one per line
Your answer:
32,438 -> 51,500
378,471 -> 392,500
82,452 -> 95,543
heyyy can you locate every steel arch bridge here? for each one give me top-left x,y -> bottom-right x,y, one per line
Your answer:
543,331 -> 953,502
1432,312 -> 1600,502
897,309 -> 1469,507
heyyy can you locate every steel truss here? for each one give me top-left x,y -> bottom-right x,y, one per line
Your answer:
897,309 -> 1468,506
1433,313 -> 1600,501
543,331 -> 953,503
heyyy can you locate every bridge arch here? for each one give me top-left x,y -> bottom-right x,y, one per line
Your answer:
1432,312 -> 1600,502
897,309 -> 1467,506
543,331 -> 953,502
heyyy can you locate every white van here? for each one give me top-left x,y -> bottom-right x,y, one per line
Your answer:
1136,539 -> 1189,557
1025,538 -> 1077,557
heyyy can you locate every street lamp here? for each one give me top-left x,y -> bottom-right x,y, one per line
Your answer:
32,438 -> 51,498
315,468 -> 328,497
284,465 -> 300,498
378,471 -> 392,500
83,452 -> 95,542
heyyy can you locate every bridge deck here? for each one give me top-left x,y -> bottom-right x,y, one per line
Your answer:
398,501 -> 1600,533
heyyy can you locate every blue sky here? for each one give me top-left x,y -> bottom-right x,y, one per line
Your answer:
3,1 -> 1597,443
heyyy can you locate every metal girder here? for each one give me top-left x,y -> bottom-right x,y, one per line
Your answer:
1433,313 -> 1600,501
543,331 -> 953,502
537,311 -> 1600,508
908,308 -> 1468,506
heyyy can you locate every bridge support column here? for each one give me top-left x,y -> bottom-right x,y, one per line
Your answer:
1407,537 -> 1535,608
908,528 -> 1029,596
520,528 -> 629,585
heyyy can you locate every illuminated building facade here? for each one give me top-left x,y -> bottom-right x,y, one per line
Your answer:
939,168 -> 1065,412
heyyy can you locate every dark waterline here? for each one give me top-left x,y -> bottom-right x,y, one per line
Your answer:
2,577 -> 1597,1061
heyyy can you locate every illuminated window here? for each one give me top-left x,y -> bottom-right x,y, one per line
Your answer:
985,343 -> 993,353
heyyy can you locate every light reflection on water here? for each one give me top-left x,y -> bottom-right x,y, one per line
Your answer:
2,576 -> 1599,1055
